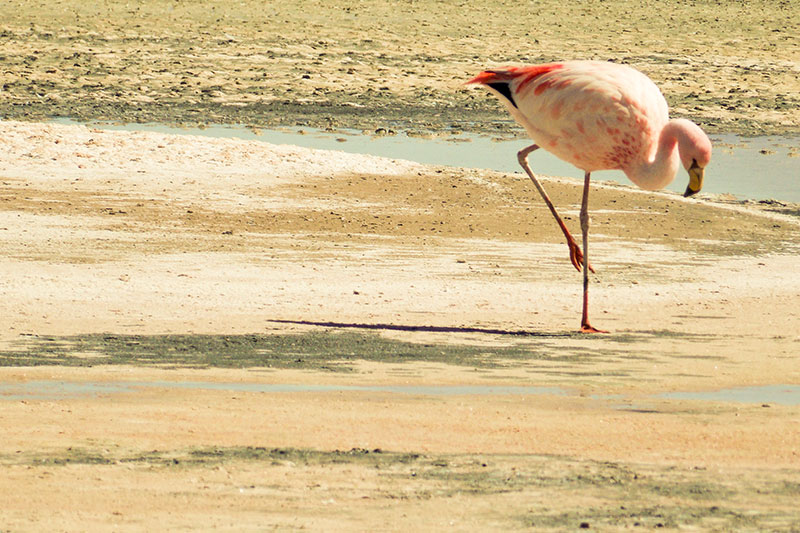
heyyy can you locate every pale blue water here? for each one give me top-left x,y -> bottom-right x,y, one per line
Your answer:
2,380 -> 799,405
51,119 -> 800,203
0,380 -> 564,400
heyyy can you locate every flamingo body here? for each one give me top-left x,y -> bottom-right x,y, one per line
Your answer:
469,61 -> 710,191
469,60 -> 712,332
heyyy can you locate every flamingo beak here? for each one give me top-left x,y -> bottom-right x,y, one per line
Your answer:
684,160 -> 704,197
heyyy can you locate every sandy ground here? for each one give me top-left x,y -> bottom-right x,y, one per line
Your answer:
1,0 -> 800,529
1,0 -> 799,135
0,120 -> 799,530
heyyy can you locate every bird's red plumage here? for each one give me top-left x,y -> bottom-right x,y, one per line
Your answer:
514,63 -> 566,93
466,63 -> 564,89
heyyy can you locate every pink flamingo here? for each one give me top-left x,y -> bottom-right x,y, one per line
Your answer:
468,60 -> 712,333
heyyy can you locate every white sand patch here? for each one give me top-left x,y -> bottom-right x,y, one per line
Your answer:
0,120 -> 423,208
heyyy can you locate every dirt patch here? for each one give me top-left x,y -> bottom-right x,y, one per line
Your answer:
0,331 -> 555,370
3,445 -> 799,531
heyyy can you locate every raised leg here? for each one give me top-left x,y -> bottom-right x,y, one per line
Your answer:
517,145 -> 594,273
579,171 -> 607,334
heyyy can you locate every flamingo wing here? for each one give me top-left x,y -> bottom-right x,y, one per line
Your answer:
472,61 -> 670,173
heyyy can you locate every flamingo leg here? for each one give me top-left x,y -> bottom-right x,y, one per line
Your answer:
517,145 -> 594,273
579,171 -> 608,334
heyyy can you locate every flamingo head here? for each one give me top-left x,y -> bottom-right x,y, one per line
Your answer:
676,120 -> 713,197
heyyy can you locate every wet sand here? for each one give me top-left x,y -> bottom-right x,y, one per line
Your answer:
1,1 -> 800,530
1,120 -> 799,530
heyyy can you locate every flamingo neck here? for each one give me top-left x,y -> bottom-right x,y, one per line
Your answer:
624,121 -> 685,191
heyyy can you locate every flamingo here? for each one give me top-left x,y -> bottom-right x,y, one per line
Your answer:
468,60 -> 712,333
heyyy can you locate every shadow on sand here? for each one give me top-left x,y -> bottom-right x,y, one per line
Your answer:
266,319 -> 573,338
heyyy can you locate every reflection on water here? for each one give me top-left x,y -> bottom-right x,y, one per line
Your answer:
51,118 -> 800,203
2,380 -> 799,406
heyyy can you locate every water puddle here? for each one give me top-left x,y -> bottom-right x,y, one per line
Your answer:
2,380 -> 799,406
52,118 -> 800,203
0,380 -> 565,401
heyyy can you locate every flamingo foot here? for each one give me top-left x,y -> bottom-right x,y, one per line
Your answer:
567,238 -> 595,273
580,323 -> 609,334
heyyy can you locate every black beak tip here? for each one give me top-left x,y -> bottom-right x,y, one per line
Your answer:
684,187 -> 698,198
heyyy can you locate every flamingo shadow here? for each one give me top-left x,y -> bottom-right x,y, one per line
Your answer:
266,319 -> 572,338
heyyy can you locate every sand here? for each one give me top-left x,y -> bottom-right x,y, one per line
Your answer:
1,119 -> 799,530
1,0 -> 799,135
1,0 -> 800,529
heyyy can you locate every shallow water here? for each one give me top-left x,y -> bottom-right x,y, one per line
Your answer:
2,380 -> 799,406
52,119 -> 800,203
0,380 -> 566,401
